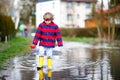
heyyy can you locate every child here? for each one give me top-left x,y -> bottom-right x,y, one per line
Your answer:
30,12 -> 63,70
19,24 -> 25,36
24,26 -> 28,37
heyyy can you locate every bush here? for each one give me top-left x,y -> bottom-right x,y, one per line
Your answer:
115,26 -> 120,40
60,26 -> 120,40
0,15 -> 16,41
60,27 -> 98,38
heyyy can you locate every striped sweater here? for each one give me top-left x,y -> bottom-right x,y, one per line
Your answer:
32,21 -> 63,48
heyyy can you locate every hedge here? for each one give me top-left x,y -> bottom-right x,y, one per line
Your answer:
60,27 -> 98,38
60,26 -> 120,39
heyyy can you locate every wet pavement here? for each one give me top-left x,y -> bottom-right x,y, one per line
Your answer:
0,41 -> 120,80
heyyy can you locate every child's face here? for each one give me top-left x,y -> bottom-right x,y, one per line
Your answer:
44,18 -> 52,24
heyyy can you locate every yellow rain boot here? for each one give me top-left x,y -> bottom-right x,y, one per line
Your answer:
37,56 -> 44,70
47,58 -> 52,70
47,70 -> 52,78
39,69 -> 44,80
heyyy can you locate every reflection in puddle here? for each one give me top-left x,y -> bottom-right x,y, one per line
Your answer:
0,43 -> 120,80
52,47 -> 112,80
35,69 -> 52,80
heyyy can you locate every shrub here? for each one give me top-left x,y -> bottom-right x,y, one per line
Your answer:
60,27 -> 98,38
115,26 -> 120,40
0,15 -> 16,41
60,26 -> 120,40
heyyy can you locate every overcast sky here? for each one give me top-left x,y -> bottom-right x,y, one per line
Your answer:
97,0 -> 108,10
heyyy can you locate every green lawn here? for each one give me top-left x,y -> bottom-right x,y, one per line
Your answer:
0,36 -> 32,69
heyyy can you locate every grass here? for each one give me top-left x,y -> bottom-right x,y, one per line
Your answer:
0,36 -> 32,69
62,36 -> 96,44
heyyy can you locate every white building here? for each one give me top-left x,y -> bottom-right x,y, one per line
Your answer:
36,0 -> 97,28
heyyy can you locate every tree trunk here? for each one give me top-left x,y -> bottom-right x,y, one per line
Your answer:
107,0 -> 111,42
111,15 -> 115,41
92,1 -> 102,41
100,0 -> 105,41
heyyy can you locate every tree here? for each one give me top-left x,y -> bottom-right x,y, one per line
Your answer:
109,0 -> 120,41
18,0 -> 36,24
0,0 -> 14,15
110,0 -> 120,6
91,0 -> 106,42
0,0 -> 36,29
91,1 -> 102,40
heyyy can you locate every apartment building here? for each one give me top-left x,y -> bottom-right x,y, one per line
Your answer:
36,0 -> 97,28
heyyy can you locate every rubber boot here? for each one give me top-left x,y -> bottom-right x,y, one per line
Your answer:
37,56 -> 44,70
47,58 -> 52,70
47,70 -> 52,78
39,69 -> 44,80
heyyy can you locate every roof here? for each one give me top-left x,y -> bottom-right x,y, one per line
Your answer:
37,0 -> 97,3
37,0 -> 51,2
62,0 -> 97,2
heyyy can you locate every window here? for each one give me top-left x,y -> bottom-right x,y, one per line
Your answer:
77,1 -> 80,6
67,14 -> 73,21
52,2 -> 55,8
86,3 -> 90,8
86,14 -> 90,19
67,1 -> 72,8
77,14 -> 80,19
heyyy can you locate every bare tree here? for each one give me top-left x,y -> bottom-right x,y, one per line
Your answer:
92,0 -> 106,42
18,0 -> 36,24
0,0 -> 36,27
91,1 -> 102,41
109,0 -> 118,41
0,0 -> 14,15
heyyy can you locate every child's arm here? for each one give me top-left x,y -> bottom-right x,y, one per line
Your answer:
55,26 -> 63,47
31,25 -> 42,48
30,44 -> 36,49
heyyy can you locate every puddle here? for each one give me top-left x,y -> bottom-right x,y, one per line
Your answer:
0,42 -> 120,80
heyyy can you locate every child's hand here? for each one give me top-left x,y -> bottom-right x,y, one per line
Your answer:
30,44 -> 36,49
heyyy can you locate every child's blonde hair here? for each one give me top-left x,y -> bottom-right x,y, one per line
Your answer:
43,12 -> 54,20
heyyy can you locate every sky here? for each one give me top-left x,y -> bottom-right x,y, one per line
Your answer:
97,0 -> 109,10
